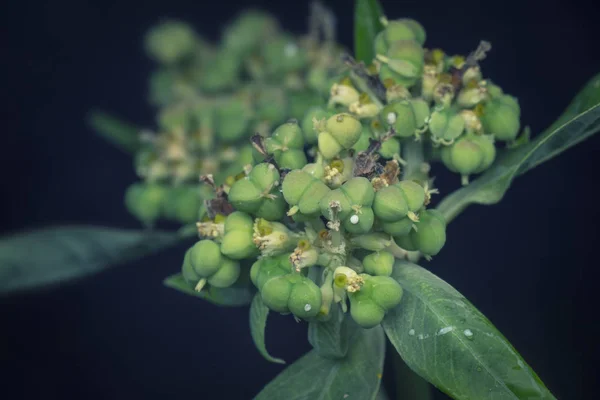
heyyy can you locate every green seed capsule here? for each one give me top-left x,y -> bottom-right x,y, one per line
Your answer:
471,134 -> 496,173
301,106 -> 332,144
282,170 -> 331,217
125,183 -> 166,225
481,94 -> 521,141
318,114 -> 362,159
220,211 -> 258,260
408,209 -> 446,256
349,297 -> 386,329
353,128 -> 373,153
381,100 -> 417,138
265,121 -> 307,170
429,108 -> 466,144
384,18 -> 426,46
441,136 -> 486,185
363,251 -> 395,277
381,40 -> 424,88
250,253 -> 293,291
261,274 -> 321,319
166,185 -> 203,224
373,181 -> 425,222
348,274 -> 403,328
227,163 -> 285,220
410,98 -> 430,129
320,177 -> 375,234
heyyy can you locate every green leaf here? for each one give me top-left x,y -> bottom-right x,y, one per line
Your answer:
382,261 -> 555,400
0,226 -> 183,296
375,387 -> 391,400
354,0 -> 385,64
163,273 -> 253,307
87,110 -> 142,154
308,303 -> 350,359
256,321 -> 385,400
437,73 -> 600,224
250,293 -> 285,364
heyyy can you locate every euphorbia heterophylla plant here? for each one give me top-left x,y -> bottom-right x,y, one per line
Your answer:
1,1 -> 599,399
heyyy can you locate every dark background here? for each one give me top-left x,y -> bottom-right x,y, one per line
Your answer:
2,0 -> 599,398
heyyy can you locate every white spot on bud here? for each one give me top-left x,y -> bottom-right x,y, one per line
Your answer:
304,304 -> 312,312
386,112 -> 397,125
350,215 -> 359,225
463,329 -> 473,338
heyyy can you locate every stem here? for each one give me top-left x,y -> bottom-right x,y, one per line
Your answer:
401,139 -> 425,181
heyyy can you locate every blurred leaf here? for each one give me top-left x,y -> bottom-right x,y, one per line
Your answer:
255,321 -> 385,400
354,0 -> 385,64
163,273 -> 253,307
87,110 -> 141,154
0,226 -> 183,296
383,261 -> 555,400
307,303 -> 350,359
392,350 -> 433,400
249,293 -> 285,364
437,73 -> 600,223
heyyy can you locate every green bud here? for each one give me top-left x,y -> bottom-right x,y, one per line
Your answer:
353,128 -> 373,153
481,94 -> 521,141
145,20 -> 197,64
374,31 -> 388,55
215,98 -> 251,142
379,137 -> 401,158
157,104 -> 190,132
223,11 -> 279,55
265,121 -> 307,169
320,177 -> 375,234
282,170 -> 331,217
350,233 -> 392,252
318,114 -> 363,159
187,240 -> 222,277
171,185 -> 203,224
301,106 -> 332,144
262,35 -> 308,76
368,275 -> 403,310
471,134 -> 497,173
125,183 -> 166,225
382,216 -> 414,237
288,90 -> 323,120
199,52 -> 242,93
302,162 -> 325,179
410,98 -> 430,129
429,108 -> 465,144
220,211 -> 258,260
207,258 -> 241,288
256,87 -> 289,125
363,251 -> 395,277
349,297 -> 385,329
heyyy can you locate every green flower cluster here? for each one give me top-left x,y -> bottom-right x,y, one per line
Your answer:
172,14 -> 522,330
180,109 -> 446,328
125,9 -> 345,226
